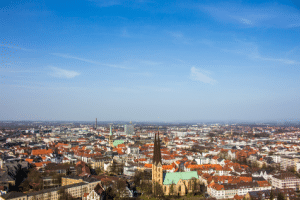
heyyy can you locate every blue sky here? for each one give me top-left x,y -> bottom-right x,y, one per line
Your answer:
1,0 -> 300,122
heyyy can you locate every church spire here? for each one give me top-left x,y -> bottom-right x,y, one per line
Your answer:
157,131 -> 161,163
109,125 -> 112,136
153,130 -> 162,165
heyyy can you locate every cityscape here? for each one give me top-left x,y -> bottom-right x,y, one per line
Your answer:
1,0 -> 300,199
0,121 -> 300,199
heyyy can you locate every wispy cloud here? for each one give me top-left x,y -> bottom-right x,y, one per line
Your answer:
240,18 -> 252,25
50,67 -> 80,78
89,0 -> 151,7
137,60 -> 162,66
167,31 -> 191,44
121,28 -> 130,37
51,53 -> 130,69
190,67 -> 217,84
223,40 -> 300,65
199,2 -> 300,28
0,44 -> 34,52
251,54 -> 299,65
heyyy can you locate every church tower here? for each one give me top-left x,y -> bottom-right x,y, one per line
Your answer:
152,131 -> 163,193
109,125 -> 114,147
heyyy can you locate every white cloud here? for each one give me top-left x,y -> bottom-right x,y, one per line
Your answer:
89,0 -> 151,7
167,31 -> 191,44
240,18 -> 252,25
50,67 -> 80,78
223,40 -> 300,65
190,67 -> 217,84
168,31 -> 184,39
200,3 -> 300,28
51,53 -> 131,69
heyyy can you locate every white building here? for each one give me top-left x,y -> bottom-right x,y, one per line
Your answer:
271,172 -> 300,190
124,124 -> 134,135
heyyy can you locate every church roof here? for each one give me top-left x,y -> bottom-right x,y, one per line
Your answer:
113,140 -> 124,147
163,171 -> 198,185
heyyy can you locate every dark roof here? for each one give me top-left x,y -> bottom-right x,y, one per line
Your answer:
248,189 -> 297,200
44,163 -> 70,171
94,183 -> 104,195
273,172 -> 298,180
1,191 -> 26,199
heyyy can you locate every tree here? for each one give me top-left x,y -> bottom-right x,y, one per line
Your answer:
287,166 -> 296,173
95,167 -> 102,175
251,161 -> 259,168
200,183 -> 206,194
153,181 -> 164,197
110,161 -> 117,174
105,187 -> 116,200
138,181 -> 152,195
270,190 -> 274,200
117,163 -> 124,175
169,182 -> 175,196
19,168 -> 43,192
277,192 -> 285,200
133,171 -> 142,187
115,179 -> 126,198
184,182 -> 188,195
191,177 -> 198,195
262,163 -> 267,169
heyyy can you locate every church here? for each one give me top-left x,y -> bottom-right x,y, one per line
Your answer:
152,132 -> 199,196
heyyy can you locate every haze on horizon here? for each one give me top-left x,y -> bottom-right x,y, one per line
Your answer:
1,0 -> 300,122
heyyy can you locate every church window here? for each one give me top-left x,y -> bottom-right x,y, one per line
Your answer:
179,185 -> 181,192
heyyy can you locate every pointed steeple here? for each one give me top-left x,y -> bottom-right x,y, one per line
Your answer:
153,130 -> 162,165
153,132 -> 157,164
109,125 -> 112,136
157,131 -> 161,164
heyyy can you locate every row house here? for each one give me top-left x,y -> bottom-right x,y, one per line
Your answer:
208,180 -> 272,199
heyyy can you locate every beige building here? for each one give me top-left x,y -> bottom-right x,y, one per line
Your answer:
280,156 -> 299,171
90,156 -> 113,170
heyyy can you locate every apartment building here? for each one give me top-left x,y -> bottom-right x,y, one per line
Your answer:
208,181 -> 272,199
1,179 -> 102,200
280,156 -> 299,171
271,172 -> 300,190
245,188 -> 297,200
90,156 -> 113,169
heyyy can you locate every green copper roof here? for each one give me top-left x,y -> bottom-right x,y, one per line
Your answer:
163,171 -> 198,185
113,140 -> 124,147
